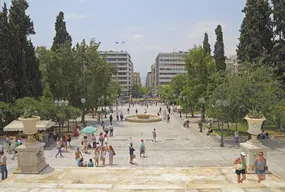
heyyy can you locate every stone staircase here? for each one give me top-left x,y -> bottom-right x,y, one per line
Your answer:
1,167 -> 285,191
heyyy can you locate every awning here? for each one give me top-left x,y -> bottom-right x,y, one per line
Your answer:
4,120 -> 56,132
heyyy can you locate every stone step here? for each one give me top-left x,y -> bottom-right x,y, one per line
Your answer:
0,182 -> 281,191
1,167 -> 285,191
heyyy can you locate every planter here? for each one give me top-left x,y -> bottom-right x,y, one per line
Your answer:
244,115 -> 265,136
18,116 -> 40,135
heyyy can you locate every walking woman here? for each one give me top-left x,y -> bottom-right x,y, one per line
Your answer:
108,145 -> 116,166
234,152 -> 247,183
140,139 -> 146,158
94,147 -> 100,167
252,152 -> 267,183
129,143 -> 135,164
100,147 -> 107,166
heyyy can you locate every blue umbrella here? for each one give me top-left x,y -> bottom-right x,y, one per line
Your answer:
81,126 -> 97,134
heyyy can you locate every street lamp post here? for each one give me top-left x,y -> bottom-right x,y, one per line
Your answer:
216,99 -> 230,147
198,97 -> 206,122
54,99 -> 69,134
105,96 -> 109,118
81,98 -> 86,127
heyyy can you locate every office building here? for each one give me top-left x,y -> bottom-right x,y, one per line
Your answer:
98,50 -> 134,99
133,72 -> 141,86
155,52 -> 187,87
146,72 -> 152,88
226,55 -> 245,75
150,64 -> 155,88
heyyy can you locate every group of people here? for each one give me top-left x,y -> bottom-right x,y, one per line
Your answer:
234,151 -> 268,183
75,145 -> 116,167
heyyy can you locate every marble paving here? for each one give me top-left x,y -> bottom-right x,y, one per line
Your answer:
1,167 -> 285,191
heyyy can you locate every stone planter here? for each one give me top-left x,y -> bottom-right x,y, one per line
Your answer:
244,115 -> 265,136
18,116 -> 40,135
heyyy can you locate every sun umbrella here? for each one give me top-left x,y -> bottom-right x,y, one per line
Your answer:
81,126 -> 97,134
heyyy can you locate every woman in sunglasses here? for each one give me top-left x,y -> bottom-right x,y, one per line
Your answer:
252,152 -> 267,183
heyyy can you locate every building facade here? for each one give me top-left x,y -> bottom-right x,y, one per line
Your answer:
145,72 -> 152,88
155,52 -> 186,87
133,72 -> 141,86
98,50 -> 134,99
226,55 -> 245,75
150,64 -> 155,88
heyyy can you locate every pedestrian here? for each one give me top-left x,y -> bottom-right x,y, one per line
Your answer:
127,108 -> 130,114
87,159 -> 94,167
82,136 -> 88,153
167,114 -> 170,123
135,109 -> 138,114
67,135 -> 72,146
100,147 -> 107,166
252,152 -> 267,183
5,136 -> 11,154
99,132 -> 104,146
109,145 -> 116,166
55,144 -> 63,158
93,147 -> 100,167
152,129 -> 157,142
120,112 -> 124,121
109,126 -> 114,137
0,151 -> 8,181
129,143 -> 135,164
0,144 -> 2,153
109,114 -> 113,125
140,139 -> 146,158
234,152 -> 247,183
234,130 -> 239,147
104,126 -> 109,135
74,147 -> 83,162
116,112 -> 119,121
91,134 -> 97,148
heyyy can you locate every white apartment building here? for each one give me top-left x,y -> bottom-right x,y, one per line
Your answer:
155,52 -> 187,87
98,50 -> 134,99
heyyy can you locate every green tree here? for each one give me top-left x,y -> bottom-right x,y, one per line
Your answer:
271,0 -> 285,86
25,40 -> 42,97
214,25 -> 226,71
0,3 -> 14,102
9,0 -> 40,99
237,0 -> 273,64
203,32 -> 211,56
185,46 -> 216,121
51,11 -> 72,51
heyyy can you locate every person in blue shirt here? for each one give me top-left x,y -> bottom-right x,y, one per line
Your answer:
55,145 -> 63,158
87,158 -> 94,167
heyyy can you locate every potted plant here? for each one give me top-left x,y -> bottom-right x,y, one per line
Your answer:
18,109 -> 40,136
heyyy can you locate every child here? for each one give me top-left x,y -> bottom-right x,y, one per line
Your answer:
87,158 -> 94,167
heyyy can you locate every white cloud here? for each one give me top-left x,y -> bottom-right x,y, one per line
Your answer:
132,34 -> 143,40
65,13 -> 88,21
188,20 -> 238,57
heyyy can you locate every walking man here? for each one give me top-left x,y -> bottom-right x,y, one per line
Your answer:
109,114 -> 113,125
234,130 -> 240,147
55,144 -> 63,158
0,151 -> 8,181
152,129 -> 157,142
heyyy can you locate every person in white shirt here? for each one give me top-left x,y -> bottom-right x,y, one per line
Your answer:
234,130 -> 239,147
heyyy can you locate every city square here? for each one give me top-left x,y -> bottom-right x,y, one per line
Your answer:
2,0 -> 285,191
1,104 -> 285,191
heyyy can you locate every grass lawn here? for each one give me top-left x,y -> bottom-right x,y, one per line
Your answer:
205,122 -> 285,137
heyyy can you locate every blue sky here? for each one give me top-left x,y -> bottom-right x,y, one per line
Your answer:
3,0 -> 246,83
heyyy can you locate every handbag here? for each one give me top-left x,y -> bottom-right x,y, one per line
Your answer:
234,163 -> 243,170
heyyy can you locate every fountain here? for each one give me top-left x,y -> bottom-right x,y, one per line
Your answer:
125,114 -> 162,123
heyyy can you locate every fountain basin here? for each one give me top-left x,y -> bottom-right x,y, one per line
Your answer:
125,114 -> 162,123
